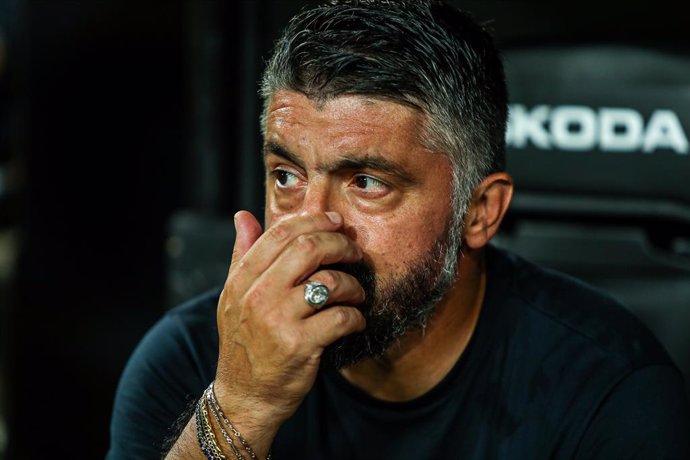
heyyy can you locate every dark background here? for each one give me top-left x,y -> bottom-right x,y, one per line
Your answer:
0,1 -> 688,458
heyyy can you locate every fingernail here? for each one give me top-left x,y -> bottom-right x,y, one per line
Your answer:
325,212 -> 342,225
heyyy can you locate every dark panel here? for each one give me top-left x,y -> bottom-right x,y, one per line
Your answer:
8,1 -> 189,457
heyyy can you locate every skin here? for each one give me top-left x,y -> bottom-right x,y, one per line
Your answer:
166,90 -> 513,459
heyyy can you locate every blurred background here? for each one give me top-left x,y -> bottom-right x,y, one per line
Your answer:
0,0 -> 688,458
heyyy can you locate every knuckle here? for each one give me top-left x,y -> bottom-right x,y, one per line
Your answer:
263,311 -> 283,330
217,289 -> 230,313
332,308 -> 352,328
237,259 -> 250,272
295,233 -> 318,253
280,333 -> 300,356
244,288 -> 264,308
266,222 -> 291,243
223,277 -> 243,300
306,213 -> 326,228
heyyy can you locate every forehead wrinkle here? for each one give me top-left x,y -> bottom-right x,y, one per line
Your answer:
269,90 -> 423,134
265,91 -> 443,172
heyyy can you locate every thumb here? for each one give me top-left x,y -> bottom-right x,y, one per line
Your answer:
231,210 -> 263,265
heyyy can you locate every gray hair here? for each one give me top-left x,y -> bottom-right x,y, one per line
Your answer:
260,0 -> 508,221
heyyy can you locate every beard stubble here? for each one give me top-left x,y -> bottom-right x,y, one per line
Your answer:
319,217 -> 462,370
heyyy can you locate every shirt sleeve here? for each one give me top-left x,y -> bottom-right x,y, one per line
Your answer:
575,365 -> 690,460
106,300 -> 219,460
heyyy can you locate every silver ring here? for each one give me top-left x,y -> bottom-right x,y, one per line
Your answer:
304,281 -> 330,309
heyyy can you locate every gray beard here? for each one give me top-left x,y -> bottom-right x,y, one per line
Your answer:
320,218 -> 462,370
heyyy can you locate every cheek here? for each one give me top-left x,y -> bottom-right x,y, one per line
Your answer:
349,210 -> 447,275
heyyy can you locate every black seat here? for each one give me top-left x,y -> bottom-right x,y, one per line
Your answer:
495,44 -> 690,397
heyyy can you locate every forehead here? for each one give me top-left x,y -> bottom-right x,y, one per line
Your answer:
264,90 -> 430,153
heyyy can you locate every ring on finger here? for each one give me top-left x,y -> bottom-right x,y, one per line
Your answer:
304,281 -> 330,309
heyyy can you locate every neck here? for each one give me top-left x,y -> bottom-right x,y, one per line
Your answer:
339,247 -> 486,402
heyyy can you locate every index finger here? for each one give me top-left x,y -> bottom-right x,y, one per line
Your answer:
230,211 -> 344,281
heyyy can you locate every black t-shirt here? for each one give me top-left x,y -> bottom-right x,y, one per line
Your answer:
107,246 -> 690,459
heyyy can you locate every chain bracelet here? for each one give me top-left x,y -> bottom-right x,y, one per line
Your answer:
199,396 -> 227,460
195,396 -> 214,459
195,395 -> 227,460
209,382 -> 272,460
205,386 -> 245,460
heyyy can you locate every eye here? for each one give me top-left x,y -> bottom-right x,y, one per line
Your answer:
353,175 -> 388,193
275,169 -> 301,188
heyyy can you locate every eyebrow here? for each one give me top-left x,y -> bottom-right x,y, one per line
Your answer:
264,141 -> 306,170
264,141 -> 416,185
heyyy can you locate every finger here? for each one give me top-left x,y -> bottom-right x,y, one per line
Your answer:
287,270 -> 366,318
231,210 -> 264,265
302,306 -> 366,348
262,231 -> 362,289
235,212 -> 345,281
308,270 -> 366,307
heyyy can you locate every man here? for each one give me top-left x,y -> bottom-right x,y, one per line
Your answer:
108,1 -> 690,459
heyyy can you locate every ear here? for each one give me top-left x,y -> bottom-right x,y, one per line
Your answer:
462,172 -> 513,250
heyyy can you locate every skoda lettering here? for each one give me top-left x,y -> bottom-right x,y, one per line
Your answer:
507,104 -> 689,154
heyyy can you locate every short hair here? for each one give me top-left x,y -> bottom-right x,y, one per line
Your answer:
260,0 -> 508,216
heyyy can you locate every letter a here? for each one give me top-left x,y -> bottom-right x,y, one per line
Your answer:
643,110 -> 689,154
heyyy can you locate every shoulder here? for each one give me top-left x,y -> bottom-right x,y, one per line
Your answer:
108,287 -> 221,459
576,364 -> 690,458
483,246 -> 689,455
163,287 -> 222,343
486,244 -> 673,369
132,287 -> 221,383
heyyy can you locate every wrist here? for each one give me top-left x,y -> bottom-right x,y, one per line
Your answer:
210,380 -> 283,456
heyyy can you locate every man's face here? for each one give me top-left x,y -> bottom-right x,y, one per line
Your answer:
263,90 -> 461,367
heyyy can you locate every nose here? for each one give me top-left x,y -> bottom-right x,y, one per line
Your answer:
299,177 -> 335,217
299,177 -> 357,242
